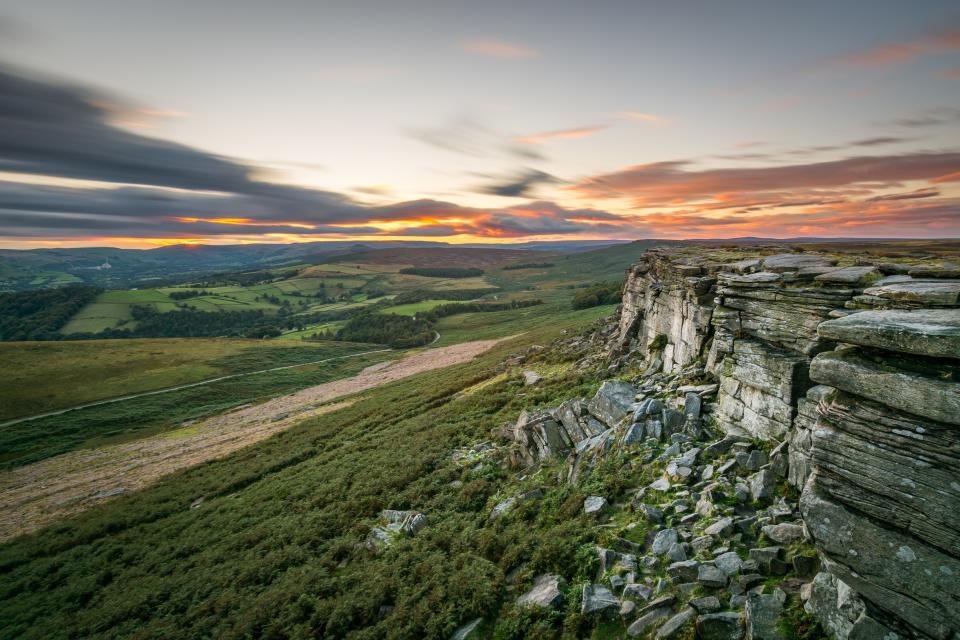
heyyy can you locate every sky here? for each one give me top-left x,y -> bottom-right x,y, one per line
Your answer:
0,0 -> 958,249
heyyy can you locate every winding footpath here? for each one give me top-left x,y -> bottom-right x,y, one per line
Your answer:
0,347 -> 394,429
0,335 -> 508,542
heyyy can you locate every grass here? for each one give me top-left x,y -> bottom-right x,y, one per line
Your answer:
380,299 -> 453,316
0,341 -> 391,468
433,300 -> 617,346
0,313 -> 611,640
0,339 -> 369,421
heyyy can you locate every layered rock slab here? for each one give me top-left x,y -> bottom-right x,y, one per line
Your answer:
818,308 -> 960,358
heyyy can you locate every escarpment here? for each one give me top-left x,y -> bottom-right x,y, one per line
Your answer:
501,246 -> 959,639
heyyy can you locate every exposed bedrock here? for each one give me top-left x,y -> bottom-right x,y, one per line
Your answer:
610,250 -> 960,638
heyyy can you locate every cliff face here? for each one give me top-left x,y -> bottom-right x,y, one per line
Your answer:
614,248 -> 960,639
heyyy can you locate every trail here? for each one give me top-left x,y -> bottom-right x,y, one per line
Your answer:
0,347 -> 394,429
0,335 -> 507,542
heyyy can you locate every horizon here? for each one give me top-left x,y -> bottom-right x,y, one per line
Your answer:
1,0 -> 959,248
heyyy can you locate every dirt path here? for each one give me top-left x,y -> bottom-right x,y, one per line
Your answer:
0,347 -> 393,428
0,337 -> 508,542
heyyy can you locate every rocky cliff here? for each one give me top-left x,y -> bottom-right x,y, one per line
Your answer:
500,246 -> 959,639
614,248 -> 960,639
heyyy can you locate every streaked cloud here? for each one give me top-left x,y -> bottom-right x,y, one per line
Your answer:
476,168 -> 559,198
618,111 -> 666,124
461,38 -> 538,59
513,125 -> 606,145
838,26 -> 960,67
573,152 -> 960,205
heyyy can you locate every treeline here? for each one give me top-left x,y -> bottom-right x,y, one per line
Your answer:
325,299 -> 544,348
194,267 -> 300,287
0,285 -> 100,341
168,289 -> 213,300
334,314 -> 435,348
502,262 -> 554,270
571,280 -> 623,309
398,267 -> 484,278
421,299 -> 543,321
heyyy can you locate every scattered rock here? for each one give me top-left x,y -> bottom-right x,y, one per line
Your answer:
449,617 -> 483,640
628,607 -> 673,637
589,380 -> 637,427
584,495 -> 608,515
749,470 -> 776,501
517,574 -> 565,609
656,607 -> 697,638
697,611 -> 745,640
697,563 -> 728,588
761,523 -> 805,544
652,528 -> 679,555
744,589 -> 786,640
581,584 -> 620,617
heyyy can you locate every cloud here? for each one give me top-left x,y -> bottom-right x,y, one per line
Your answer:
572,152 -> 960,206
409,115 -> 547,161
941,66 -> 960,80
618,111 -> 666,124
477,169 -> 559,198
513,125 -> 606,145
461,38 -> 538,59
889,107 -> 960,128
838,26 -> 960,67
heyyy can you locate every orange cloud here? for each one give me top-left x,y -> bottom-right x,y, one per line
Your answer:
513,125 -> 606,145
839,26 -> 960,67
619,111 -> 666,124
462,38 -> 538,59
572,153 -> 960,206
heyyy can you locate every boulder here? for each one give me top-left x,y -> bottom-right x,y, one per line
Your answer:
628,607 -> 673,637
749,470 -> 776,501
704,517 -> 735,537
744,590 -> 786,640
656,607 -> 697,638
581,584 -> 620,617
714,551 -> 744,576
517,574 -> 565,609
584,496 -> 608,515
691,595 -> 722,613
652,528 -> 679,555
623,583 -> 653,602
697,611 -> 745,639
522,370 -> 542,385
589,381 -> 637,427
761,523 -> 805,544
668,560 -> 700,582
697,564 -> 728,588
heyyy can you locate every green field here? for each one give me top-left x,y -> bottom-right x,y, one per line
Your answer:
58,262 -> 499,334
0,310 -> 613,640
0,341 -> 391,468
0,339 -> 371,422
380,299 -> 452,316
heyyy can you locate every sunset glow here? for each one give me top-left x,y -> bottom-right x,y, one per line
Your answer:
0,1 -> 958,249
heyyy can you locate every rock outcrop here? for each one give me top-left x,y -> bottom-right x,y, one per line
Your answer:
499,247 -> 959,638
611,248 -> 960,639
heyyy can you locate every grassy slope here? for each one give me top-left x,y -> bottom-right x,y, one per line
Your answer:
0,309 -> 612,640
0,339 -> 367,421
0,342 -> 391,469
